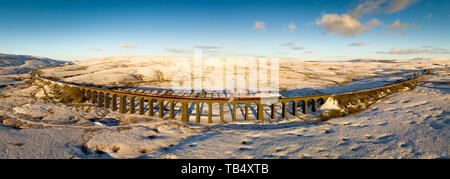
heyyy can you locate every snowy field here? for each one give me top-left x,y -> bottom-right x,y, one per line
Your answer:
0,54 -> 448,159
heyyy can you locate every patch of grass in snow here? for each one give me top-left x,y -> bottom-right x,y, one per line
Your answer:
153,69 -> 166,82
143,69 -> 171,83
65,65 -> 89,71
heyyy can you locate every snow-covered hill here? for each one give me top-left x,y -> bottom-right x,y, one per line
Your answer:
0,53 -> 70,87
0,53 -> 70,75
38,56 -> 449,93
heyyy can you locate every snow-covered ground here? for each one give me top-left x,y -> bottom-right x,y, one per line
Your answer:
144,74 -> 449,159
0,55 -> 448,158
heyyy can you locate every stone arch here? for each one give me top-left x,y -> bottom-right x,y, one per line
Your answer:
81,89 -> 87,99
270,101 -> 283,120
261,101 -> 273,120
128,96 -> 137,114
118,95 -> 128,114
157,99 -> 169,118
209,102 -> 222,123
91,91 -> 98,104
230,103 -> 245,121
187,101 -> 196,117
176,100 -> 194,121
194,102 -> 208,123
307,99 -> 316,113
146,98 -> 157,116
137,97 -> 145,115
179,101 -> 191,122
286,101 -> 295,116
124,95 -> 132,113
167,99 -> 177,119
97,92 -> 104,107
221,102 -> 234,123
104,93 -> 111,109
86,90 -> 92,101
297,99 -> 307,114
247,102 -> 259,121
111,93 -> 120,111
317,98 -> 325,109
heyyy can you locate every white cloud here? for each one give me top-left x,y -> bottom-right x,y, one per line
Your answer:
279,42 -> 305,50
316,14 -> 364,37
194,45 -> 223,49
367,18 -> 382,27
287,22 -> 296,32
350,0 -> 385,18
203,50 -> 219,55
163,47 -> 191,54
348,0 -> 417,18
349,42 -> 367,46
424,13 -> 433,20
290,46 -> 306,50
385,0 -> 417,13
254,21 -> 266,30
377,47 -> 450,54
315,14 -> 380,37
387,19 -> 409,29
88,47 -> 102,51
376,31 -> 396,36
280,42 -> 296,46
315,0 -> 422,37
118,43 -> 135,48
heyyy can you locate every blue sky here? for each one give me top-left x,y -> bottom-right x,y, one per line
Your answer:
0,0 -> 449,61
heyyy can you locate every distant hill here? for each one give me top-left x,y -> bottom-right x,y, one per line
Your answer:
347,58 -> 398,63
0,53 -> 72,75
348,58 -> 450,64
